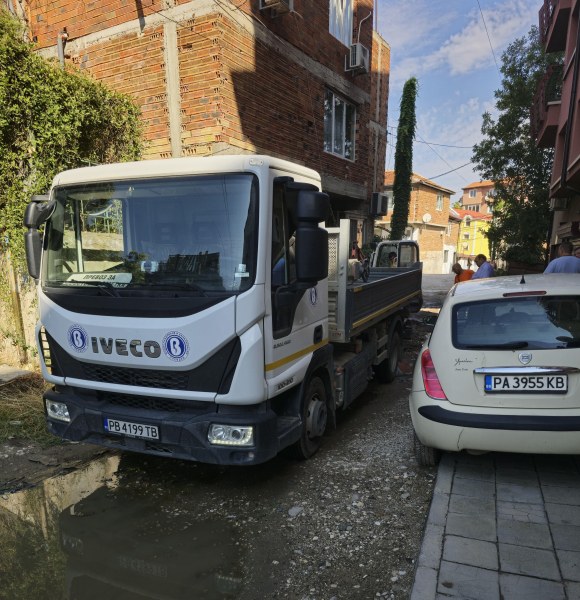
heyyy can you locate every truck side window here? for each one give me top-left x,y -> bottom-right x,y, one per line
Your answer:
271,185 -> 295,287
271,183 -> 299,338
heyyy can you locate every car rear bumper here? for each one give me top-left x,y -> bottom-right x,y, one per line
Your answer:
418,405 -> 580,431
410,394 -> 580,455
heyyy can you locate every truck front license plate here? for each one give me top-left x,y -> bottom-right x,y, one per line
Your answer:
104,418 -> 159,440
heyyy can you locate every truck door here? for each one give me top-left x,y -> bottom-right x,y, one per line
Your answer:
264,180 -> 328,385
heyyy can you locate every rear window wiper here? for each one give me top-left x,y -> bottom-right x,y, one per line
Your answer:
556,336 -> 580,348
462,341 -> 529,349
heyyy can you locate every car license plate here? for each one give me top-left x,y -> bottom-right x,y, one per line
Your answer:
104,418 -> 159,440
485,374 -> 568,394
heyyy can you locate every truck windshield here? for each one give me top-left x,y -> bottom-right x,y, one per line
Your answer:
43,174 -> 258,295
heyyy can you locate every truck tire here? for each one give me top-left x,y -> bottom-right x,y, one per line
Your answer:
413,431 -> 441,467
374,329 -> 401,384
291,376 -> 328,460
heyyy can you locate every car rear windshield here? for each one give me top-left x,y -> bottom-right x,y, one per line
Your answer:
453,295 -> 580,350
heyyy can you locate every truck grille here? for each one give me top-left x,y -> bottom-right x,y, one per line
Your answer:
83,364 -> 189,390
99,391 -> 212,413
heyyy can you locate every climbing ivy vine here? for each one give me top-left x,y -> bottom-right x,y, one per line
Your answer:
0,9 -> 143,270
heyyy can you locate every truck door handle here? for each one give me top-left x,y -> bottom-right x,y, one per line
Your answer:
313,325 -> 323,344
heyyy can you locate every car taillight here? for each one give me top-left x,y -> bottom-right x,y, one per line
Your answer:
421,349 -> 447,400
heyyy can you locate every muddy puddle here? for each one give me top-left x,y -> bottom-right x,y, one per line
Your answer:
0,454 -> 251,600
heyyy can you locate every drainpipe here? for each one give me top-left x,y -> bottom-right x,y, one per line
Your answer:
57,28 -> 68,68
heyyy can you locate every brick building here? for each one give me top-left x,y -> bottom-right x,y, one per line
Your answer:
532,0 -> 580,256
376,171 -> 455,274
460,180 -> 495,214
10,0 -> 389,242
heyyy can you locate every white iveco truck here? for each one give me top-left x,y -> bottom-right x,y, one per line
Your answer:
24,155 -> 422,465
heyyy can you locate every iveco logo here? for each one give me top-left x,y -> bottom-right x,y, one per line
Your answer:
518,352 -> 532,365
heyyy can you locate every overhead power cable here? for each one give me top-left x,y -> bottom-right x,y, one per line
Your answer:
476,0 -> 500,74
428,162 -> 473,180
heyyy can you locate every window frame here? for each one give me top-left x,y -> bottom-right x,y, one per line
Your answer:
324,89 -> 356,161
436,194 -> 443,211
329,0 -> 353,47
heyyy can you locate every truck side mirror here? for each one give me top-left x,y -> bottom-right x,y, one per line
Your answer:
24,195 -> 53,228
295,190 -> 330,284
23,194 -> 53,280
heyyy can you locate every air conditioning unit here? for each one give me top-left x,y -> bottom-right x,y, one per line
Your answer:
370,192 -> 388,216
259,0 -> 293,15
550,197 -> 568,211
345,43 -> 369,74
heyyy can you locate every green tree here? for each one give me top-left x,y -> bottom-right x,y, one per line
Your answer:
472,26 -> 558,267
390,77 -> 418,241
0,9 -> 143,268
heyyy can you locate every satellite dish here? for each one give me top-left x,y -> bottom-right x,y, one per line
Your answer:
422,213 -> 432,223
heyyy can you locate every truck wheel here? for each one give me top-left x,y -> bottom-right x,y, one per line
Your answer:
413,431 -> 441,467
374,329 -> 401,384
291,376 -> 328,460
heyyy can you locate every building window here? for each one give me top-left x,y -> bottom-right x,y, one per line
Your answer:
324,90 -> 355,160
464,233 -> 470,239
466,204 -> 480,212
329,0 -> 353,47
436,194 -> 443,211
444,249 -> 449,262
385,191 -> 394,212
447,223 -> 452,236
469,189 -> 477,198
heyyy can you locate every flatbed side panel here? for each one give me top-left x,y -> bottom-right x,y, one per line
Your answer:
346,269 -> 422,339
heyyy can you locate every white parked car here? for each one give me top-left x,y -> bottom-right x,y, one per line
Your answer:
410,274 -> 580,466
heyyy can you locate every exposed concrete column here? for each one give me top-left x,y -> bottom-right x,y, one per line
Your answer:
163,20 -> 182,157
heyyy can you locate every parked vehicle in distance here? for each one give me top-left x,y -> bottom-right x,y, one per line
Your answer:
410,274 -> 580,466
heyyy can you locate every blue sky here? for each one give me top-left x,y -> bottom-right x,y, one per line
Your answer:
376,0 -> 541,203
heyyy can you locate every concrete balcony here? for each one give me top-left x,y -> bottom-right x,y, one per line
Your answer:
539,0 -> 572,53
531,63 -> 563,147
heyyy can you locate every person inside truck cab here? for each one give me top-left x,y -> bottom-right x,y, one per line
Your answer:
388,252 -> 397,267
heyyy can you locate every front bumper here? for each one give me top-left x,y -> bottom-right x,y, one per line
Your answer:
44,387 -> 299,465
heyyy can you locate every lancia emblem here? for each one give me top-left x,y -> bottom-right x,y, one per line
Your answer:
518,352 -> 532,365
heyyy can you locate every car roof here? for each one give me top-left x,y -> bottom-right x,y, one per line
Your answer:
448,274 -> 580,304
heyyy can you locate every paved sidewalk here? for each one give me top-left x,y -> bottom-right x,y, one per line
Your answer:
411,451 -> 580,600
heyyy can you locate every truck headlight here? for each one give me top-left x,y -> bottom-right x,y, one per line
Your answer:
46,400 -> 71,422
208,424 -> 254,446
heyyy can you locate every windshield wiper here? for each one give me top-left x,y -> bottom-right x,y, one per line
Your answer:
66,280 -> 120,297
463,341 -> 529,350
137,282 -> 208,295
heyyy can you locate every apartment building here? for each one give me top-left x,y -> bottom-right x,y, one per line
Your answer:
532,0 -> 580,253
460,180 -> 495,214
377,171 -> 455,273
454,208 -> 492,269
9,0 -> 389,241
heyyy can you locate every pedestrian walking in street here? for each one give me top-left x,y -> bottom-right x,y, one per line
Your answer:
544,241 -> 580,273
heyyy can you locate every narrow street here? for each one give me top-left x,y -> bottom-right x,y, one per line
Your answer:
0,275 -> 453,600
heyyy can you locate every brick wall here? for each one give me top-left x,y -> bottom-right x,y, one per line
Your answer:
23,0 -> 386,228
